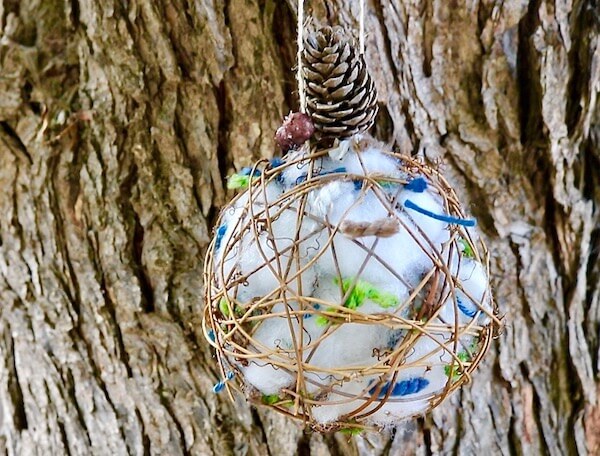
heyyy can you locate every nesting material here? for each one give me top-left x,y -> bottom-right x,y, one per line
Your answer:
203,136 -> 499,432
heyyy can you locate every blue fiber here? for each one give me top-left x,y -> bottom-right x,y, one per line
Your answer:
457,296 -> 477,317
240,167 -> 261,176
405,199 -> 477,227
369,377 -> 430,398
405,177 -> 428,193
215,224 -> 227,251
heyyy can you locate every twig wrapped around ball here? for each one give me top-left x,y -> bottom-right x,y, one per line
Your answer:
202,25 -> 500,433
203,138 -> 500,431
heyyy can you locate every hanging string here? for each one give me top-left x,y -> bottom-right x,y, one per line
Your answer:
297,0 -> 307,113
359,0 -> 365,54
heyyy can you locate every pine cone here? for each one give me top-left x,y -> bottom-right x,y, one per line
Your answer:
302,26 -> 378,139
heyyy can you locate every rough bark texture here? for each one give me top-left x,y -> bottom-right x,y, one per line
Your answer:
0,0 -> 598,454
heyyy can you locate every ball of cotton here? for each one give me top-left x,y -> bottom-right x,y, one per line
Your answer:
206,140 -> 495,429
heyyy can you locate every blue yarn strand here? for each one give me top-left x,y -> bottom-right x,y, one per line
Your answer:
215,224 -> 227,251
212,371 -> 234,394
457,297 -> 477,317
405,199 -> 476,227
270,157 -> 284,168
405,177 -> 428,193
293,167 -> 347,186
327,167 -> 347,174
270,158 -> 286,184
240,167 -> 261,177
369,377 -> 430,398
304,303 -> 321,319
295,174 -> 307,185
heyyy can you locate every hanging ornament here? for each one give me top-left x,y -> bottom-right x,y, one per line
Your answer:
203,21 -> 501,433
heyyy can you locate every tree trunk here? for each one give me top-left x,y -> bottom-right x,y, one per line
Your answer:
0,0 -> 598,454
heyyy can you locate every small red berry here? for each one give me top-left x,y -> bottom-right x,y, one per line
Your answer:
274,112 -> 315,152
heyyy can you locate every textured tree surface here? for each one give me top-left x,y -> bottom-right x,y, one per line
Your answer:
0,0 -> 598,454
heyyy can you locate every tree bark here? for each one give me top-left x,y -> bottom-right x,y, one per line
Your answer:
0,0 -> 598,454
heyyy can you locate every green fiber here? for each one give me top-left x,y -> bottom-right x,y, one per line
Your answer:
337,277 -> 400,309
459,238 -> 475,259
261,394 -> 280,405
227,173 -> 250,190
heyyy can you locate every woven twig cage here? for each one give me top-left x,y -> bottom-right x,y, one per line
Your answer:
203,137 -> 500,432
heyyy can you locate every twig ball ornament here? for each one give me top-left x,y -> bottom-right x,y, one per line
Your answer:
203,26 -> 500,432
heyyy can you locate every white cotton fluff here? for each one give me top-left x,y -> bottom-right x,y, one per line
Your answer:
337,147 -> 405,181
325,139 -> 353,162
311,377 -> 375,424
324,139 -> 404,177
298,279 -> 396,397
219,188 -> 321,304
243,362 -> 295,396
234,209 -> 317,303
403,332 -> 454,367
305,281 -> 389,361
312,295 -> 478,425
311,364 -> 444,425
306,323 -> 388,373
443,255 -> 493,325
372,315 -> 481,418
307,182 -> 431,291
366,398 -> 430,426
402,297 -> 481,385
397,187 -> 451,250
214,181 -> 283,274
242,307 -> 302,395
364,363 -> 448,425
277,149 -> 337,189
310,272 -> 408,320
